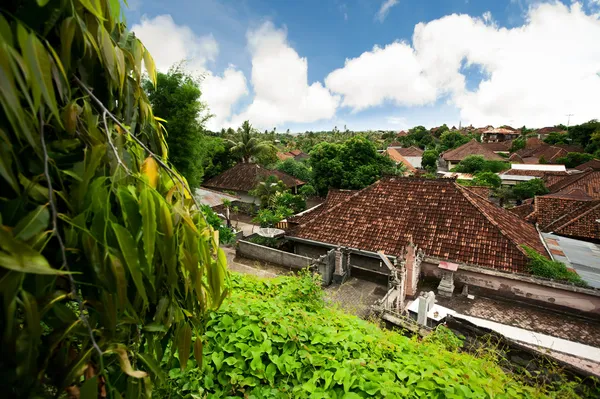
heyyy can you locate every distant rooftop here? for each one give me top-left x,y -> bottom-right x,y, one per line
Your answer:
511,164 -> 566,171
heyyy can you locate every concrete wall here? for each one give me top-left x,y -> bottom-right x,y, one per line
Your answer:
405,156 -> 422,169
294,242 -> 389,276
294,242 -> 328,259
421,259 -> 600,316
238,239 -> 313,269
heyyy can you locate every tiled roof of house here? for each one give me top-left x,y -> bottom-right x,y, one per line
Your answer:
288,177 -> 547,272
508,203 -> 535,219
276,152 -> 294,161
553,144 -> 584,153
276,149 -> 308,161
385,149 -> 417,172
442,139 -> 504,162
194,187 -> 240,208
203,163 -> 305,193
396,146 -> 424,157
511,142 -> 571,164
397,130 -> 408,137
552,202 -> 600,241
575,159 -> 600,171
388,141 -> 403,147
482,127 -> 517,134
536,126 -> 566,135
464,186 -> 492,199
288,189 -> 357,225
532,194 -> 600,241
547,170 -> 600,198
481,142 -> 510,152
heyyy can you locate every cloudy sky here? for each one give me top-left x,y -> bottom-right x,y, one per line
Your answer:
127,0 -> 600,132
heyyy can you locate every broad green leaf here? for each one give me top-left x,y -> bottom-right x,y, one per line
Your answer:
265,363 -> 277,384
112,222 -> 148,306
137,352 -> 165,383
59,17 -> 76,71
13,205 -> 50,241
117,187 -> 142,234
108,254 -> 127,309
18,173 -> 49,202
114,45 -> 125,92
0,139 -> 19,193
0,229 -> 65,275
140,188 -> 156,273
0,14 -> 12,43
80,376 -> 98,399
98,25 -> 117,84
108,347 -> 148,378
142,45 -> 156,86
79,0 -> 104,20
178,323 -> 192,370
193,336 -> 203,369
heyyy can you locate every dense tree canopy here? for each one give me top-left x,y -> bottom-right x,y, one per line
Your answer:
439,131 -> 470,151
555,152 -> 595,168
513,178 -> 549,200
0,1 -> 226,396
310,136 -> 396,195
227,121 -> 277,164
452,155 -> 510,174
472,171 -> 502,188
421,149 -> 439,172
143,65 -> 211,187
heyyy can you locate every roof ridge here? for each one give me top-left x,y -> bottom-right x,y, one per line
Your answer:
456,184 -> 533,258
543,200 -> 594,230
552,201 -> 600,232
548,169 -> 593,192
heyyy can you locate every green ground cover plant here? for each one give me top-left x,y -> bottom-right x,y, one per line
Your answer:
158,271 -> 565,398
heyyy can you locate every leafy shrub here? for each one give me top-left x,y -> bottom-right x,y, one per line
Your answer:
158,273 -> 554,398
272,191 -> 306,213
555,152 -> 595,168
298,183 -> 317,198
422,149 -> 439,171
201,205 -> 236,244
249,236 -> 282,249
275,158 -> 312,182
452,155 -> 510,173
523,246 -> 587,286
513,178 -> 549,200
472,171 -> 502,188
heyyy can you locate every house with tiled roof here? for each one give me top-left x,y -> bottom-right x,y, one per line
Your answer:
535,126 -> 567,140
509,140 -> 583,165
480,127 -> 520,143
287,177 -> 547,274
481,142 -> 510,154
575,159 -> 600,171
441,139 -> 504,169
499,164 -> 568,186
203,163 -> 304,203
395,146 -> 424,168
276,149 -> 309,162
512,171 -> 600,242
287,189 -> 357,226
384,148 -> 417,173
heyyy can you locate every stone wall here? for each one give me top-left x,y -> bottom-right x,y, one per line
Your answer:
421,259 -> 600,316
237,240 -> 312,269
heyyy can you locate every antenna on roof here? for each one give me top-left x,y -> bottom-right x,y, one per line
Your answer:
566,113 -> 574,134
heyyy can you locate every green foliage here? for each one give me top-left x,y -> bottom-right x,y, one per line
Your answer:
555,152 -> 595,168
250,176 -> 288,208
227,121 -> 277,164
251,208 -> 293,227
275,158 -> 312,182
272,191 -> 306,214
440,131 -> 470,151
513,178 -> 549,200
523,247 -> 587,286
452,155 -> 510,174
472,171 -> 501,188
201,205 -> 235,244
249,236 -> 282,249
543,131 -> 569,145
0,1 -> 227,396
510,136 -> 526,152
144,65 -> 210,187
158,272 -> 553,398
310,136 -> 395,195
567,120 -> 600,147
421,149 -> 439,171
298,183 -> 317,198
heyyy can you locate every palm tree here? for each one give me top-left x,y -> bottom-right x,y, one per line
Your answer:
227,120 -> 276,163
249,175 -> 287,208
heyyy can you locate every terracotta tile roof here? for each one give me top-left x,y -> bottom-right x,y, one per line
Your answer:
575,159 -> 600,171
481,142 -> 510,152
542,188 -> 594,201
464,186 -> 491,199
276,152 -> 293,161
288,177 -> 547,272
512,142 -> 572,163
552,202 -> 600,241
508,203 -> 535,220
397,130 -> 408,137
385,149 -> 417,172
502,169 -> 569,181
547,170 -> 600,199
388,141 -> 403,147
553,144 -> 584,153
203,163 -> 304,193
396,146 -> 424,157
532,194 -> 600,241
277,149 -> 308,161
442,139 -> 504,162
536,126 -> 566,135
288,189 -> 357,225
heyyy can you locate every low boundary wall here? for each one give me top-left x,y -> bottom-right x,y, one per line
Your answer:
237,239 -> 313,269
423,258 -> 600,316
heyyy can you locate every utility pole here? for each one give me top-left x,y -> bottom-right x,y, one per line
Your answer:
566,113 -> 574,134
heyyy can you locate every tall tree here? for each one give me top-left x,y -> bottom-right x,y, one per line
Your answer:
227,120 -> 277,163
144,65 -> 210,187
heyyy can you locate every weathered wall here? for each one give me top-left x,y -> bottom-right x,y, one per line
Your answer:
294,242 -> 389,275
421,260 -> 600,316
237,240 -> 312,269
405,156 -> 422,169
294,242 -> 328,259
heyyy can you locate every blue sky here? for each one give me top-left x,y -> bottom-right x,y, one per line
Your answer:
127,0 -> 600,132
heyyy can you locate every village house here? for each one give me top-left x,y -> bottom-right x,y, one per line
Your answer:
395,146 -> 424,168
535,126 -> 567,140
509,138 -> 583,164
384,148 -> 417,173
202,163 -> 304,204
499,164 -> 568,186
480,141 -> 511,155
441,139 -> 505,170
480,127 -> 520,143
276,149 -> 309,162
286,177 -> 547,278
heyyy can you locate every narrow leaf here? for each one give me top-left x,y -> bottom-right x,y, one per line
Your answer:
140,188 -> 156,272
178,323 -> 192,370
13,205 -> 50,241
136,353 -> 165,383
112,223 -> 148,306
140,156 -> 158,188
142,45 -> 156,86
0,229 -> 66,275
110,347 -> 148,378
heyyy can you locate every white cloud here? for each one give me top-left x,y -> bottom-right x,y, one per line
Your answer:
325,42 -> 437,110
376,0 -> 399,23
229,22 -> 339,129
131,15 -> 248,130
132,15 -> 219,72
326,2 -> 600,127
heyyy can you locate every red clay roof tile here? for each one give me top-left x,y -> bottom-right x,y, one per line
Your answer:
203,163 -> 304,193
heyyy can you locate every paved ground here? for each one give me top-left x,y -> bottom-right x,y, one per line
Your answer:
232,221 -> 258,238
435,294 -> 600,348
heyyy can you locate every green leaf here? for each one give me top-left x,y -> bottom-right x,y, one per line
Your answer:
137,352 -> 165,384
140,188 -> 156,274
97,25 -> 117,84
117,187 -> 142,234
59,17 -> 76,71
0,229 -> 65,275
108,346 -> 148,378
80,376 -> 98,399
212,350 -> 224,372
18,174 -> 48,202
79,0 -> 105,20
193,336 -> 203,369
142,44 -> 156,85
112,222 -> 148,306
265,363 -> 277,384
108,254 -> 127,309
13,205 -> 50,241
0,139 -> 20,193
178,323 -> 192,370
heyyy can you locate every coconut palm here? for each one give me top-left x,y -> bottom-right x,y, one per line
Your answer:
227,120 -> 277,163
